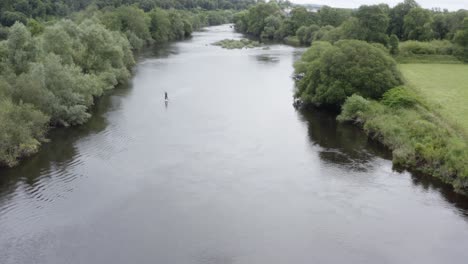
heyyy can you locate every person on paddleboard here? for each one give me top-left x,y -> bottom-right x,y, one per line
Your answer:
165,91 -> 168,101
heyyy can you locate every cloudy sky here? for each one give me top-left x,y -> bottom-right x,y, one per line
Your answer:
291,0 -> 468,11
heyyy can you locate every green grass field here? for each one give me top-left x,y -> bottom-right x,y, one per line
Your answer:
399,64 -> 468,136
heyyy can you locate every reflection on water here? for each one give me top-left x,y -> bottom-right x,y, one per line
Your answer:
253,54 -> 280,64
0,85 -> 130,224
299,108 -> 391,172
410,172 -> 468,217
298,107 -> 468,219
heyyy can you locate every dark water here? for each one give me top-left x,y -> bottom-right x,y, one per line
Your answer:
1,25 -> 468,264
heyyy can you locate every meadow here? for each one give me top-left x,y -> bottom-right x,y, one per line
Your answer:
400,63 -> 468,137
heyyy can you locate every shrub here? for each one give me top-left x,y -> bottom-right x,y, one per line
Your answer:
389,34 -> 399,55
381,87 -> 419,108
337,94 -> 371,123
399,40 -> 454,56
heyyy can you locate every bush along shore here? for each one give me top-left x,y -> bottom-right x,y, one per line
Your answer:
0,5 -> 235,167
293,40 -> 468,194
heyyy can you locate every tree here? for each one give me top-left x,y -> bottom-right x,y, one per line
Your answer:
404,8 -> 434,41
454,18 -> 468,62
389,34 -> 399,55
294,40 -> 403,107
355,5 -> 390,44
149,8 -> 171,43
100,6 -> 151,49
432,13 -> 449,39
388,0 -> 420,39
262,15 -> 282,39
7,22 -> 39,74
0,99 -> 49,167
290,7 -> 316,33
245,2 -> 281,37
318,6 -> 351,27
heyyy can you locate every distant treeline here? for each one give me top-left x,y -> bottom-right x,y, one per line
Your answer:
234,0 -> 468,60
0,0 -> 255,27
0,4 -> 235,167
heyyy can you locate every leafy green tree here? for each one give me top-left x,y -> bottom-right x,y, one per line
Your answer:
262,15 -> 282,39
0,99 -> 49,167
432,13 -> 449,39
168,10 -> 186,40
27,19 -> 45,36
318,6 -> 351,27
389,34 -> 399,55
41,23 -> 74,64
355,5 -> 390,44
404,8 -> 434,41
446,10 -> 468,40
290,7 -> 316,33
294,40 -> 403,107
149,8 -> 171,43
339,17 -> 366,40
313,25 -> 335,41
388,0 -> 420,39
100,6 -> 151,49
454,18 -> 468,62
275,18 -> 295,40
245,2 -> 281,36
7,22 -> 39,74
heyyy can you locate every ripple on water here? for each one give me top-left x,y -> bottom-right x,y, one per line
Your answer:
0,155 -> 86,238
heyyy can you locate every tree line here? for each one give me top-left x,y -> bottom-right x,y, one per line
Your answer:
234,0 -> 468,60
0,4 -> 235,167
0,0 -> 255,27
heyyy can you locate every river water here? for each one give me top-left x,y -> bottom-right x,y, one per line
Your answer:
1,25 -> 468,264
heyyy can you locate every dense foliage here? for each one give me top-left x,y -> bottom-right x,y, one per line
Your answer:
234,0 -> 468,49
0,3 -> 235,167
293,40 -> 403,107
0,0 -> 255,26
454,18 -> 468,62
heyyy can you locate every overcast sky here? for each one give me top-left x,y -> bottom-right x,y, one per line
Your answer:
291,0 -> 468,11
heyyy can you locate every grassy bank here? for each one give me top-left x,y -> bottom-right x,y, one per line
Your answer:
337,62 -> 468,194
338,86 -> 468,194
400,64 -> 468,137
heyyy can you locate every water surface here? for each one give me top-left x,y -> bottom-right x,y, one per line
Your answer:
1,25 -> 468,264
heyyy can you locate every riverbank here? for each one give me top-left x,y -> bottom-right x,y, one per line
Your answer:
333,60 -> 468,194
291,40 -> 468,194
336,84 -> 468,194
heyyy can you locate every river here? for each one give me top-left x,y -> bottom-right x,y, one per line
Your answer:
1,24 -> 468,264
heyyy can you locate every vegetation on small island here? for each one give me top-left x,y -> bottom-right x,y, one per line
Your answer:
213,38 -> 261,49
